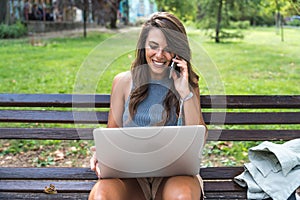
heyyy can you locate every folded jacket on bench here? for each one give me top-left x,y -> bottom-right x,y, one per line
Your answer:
234,139 -> 300,200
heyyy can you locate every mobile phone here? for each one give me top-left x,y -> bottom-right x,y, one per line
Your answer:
169,55 -> 180,73
169,55 -> 180,79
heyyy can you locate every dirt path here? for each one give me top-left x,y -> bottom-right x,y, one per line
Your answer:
28,26 -> 135,40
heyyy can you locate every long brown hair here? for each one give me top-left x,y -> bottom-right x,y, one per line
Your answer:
129,12 -> 199,125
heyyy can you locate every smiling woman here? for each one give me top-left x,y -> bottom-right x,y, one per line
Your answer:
89,12 -> 207,200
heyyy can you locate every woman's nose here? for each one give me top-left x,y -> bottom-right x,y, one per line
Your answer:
155,48 -> 165,57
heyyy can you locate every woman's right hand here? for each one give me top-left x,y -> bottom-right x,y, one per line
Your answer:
90,146 -> 101,178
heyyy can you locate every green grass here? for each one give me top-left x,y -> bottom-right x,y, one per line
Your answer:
1,28 -> 299,95
188,27 -> 300,95
0,27 -> 299,167
0,33 -> 113,93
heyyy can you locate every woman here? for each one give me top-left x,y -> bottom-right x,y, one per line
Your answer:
89,12 -> 207,200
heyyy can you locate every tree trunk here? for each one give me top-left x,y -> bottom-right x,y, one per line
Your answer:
83,0 -> 87,38
215,0 -> 223,43
0,0 -> 9,24
274,0 -> 284,42
110,1 -> 118,28
280,13 -> 284,42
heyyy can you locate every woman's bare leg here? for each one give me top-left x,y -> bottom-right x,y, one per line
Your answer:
155,176 -> 201,200
89,178 -> 146,200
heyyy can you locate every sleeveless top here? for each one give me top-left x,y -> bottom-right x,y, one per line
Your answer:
122,78 -> 177,127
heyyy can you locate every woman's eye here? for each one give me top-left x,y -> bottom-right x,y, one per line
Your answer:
149,44 -> 159,50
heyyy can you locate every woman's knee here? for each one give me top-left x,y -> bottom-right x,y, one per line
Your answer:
88,179 -> 126,200
161,176 -> 200,200
163,186 -> 194,200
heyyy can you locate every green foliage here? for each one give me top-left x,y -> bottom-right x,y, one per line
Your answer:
287,19 -> 300,26
208,30 -> 244,40
229,21 -> 250,29
34,156 -> 55,167
0,140 -> 61,156
155,0 -> 198,22
0,21 -> 27,39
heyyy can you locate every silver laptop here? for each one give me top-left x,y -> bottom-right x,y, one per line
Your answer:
93,125 -> 206,178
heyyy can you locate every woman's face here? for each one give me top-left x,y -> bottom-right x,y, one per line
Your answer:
145,27 -> 173,79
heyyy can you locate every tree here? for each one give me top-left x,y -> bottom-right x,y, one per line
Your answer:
197,0 -> 264,43
215,0 -> 223,43
274,0 -> 284,41
73,0 -> 89,38
155,0 -> 198,22
0,0 -> 9,24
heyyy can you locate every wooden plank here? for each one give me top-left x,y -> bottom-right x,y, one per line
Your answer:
0,94 -> 110,108
1,94 -> 299,109
203,95 -> 300,109
204,112 -> 300,125
204,192 -> 247,199
0,180 -> 95,192
200,167 -> 244,179
0,192 -> 247,200
0,192 -> 89,200
0,110 -> 108,124
0,167 -> 97,180
207,129 -> 300,141
204,181 -> 245,192
0,128 -> 94,140
1,110 -> 300,124
0,167 -> 244,180
1,128 -> 299,141
0,180 -> 245,193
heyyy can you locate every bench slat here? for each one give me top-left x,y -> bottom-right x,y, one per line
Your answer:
0,167 -> 97,180
0,192 -> 89,200
0,180 -> 244,193
0,110 -> 108,124
0,128 -> 93,140
0,167 -> 243,180
0,192 -> 247,200
1,128 -> 299,141
1,94 -> 300,108
204,192 -> 247,199
204,112 -> 300,124
1,110 -> 300,124
0,180 -> 95,192
0,94 -> 110,108
208,129 -> 300,141
205,95 -> 300,108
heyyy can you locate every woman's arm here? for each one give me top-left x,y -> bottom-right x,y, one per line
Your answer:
182,87 -> 202,126
107,71 -> 131,128
90,71 -> 131,177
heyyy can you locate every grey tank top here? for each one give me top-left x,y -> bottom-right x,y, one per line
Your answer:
122,78 -> 177,127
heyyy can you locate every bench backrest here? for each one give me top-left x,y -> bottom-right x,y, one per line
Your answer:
0,94 -> 300,141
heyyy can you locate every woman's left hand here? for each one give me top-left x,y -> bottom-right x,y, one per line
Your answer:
171,57 -> 191,98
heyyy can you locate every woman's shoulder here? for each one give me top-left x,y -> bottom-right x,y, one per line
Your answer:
110,71 -> 132,102
113,71 -> 132,85
111,71 -> 132,98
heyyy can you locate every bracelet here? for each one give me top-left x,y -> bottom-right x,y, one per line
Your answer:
180,91 -> 194,102
177,92 -> 193,126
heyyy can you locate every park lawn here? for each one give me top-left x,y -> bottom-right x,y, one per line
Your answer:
188,27 -> 300,95
0,27 -> 299,95
0,27 -> 299,167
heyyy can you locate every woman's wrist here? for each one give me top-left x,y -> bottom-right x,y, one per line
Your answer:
180,91 -> 193,102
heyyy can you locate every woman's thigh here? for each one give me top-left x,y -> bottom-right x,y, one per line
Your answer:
89,178 -> 146,200
155,176 -> 201,200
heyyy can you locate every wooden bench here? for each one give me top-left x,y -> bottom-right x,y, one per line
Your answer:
0,94 -> 299,199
